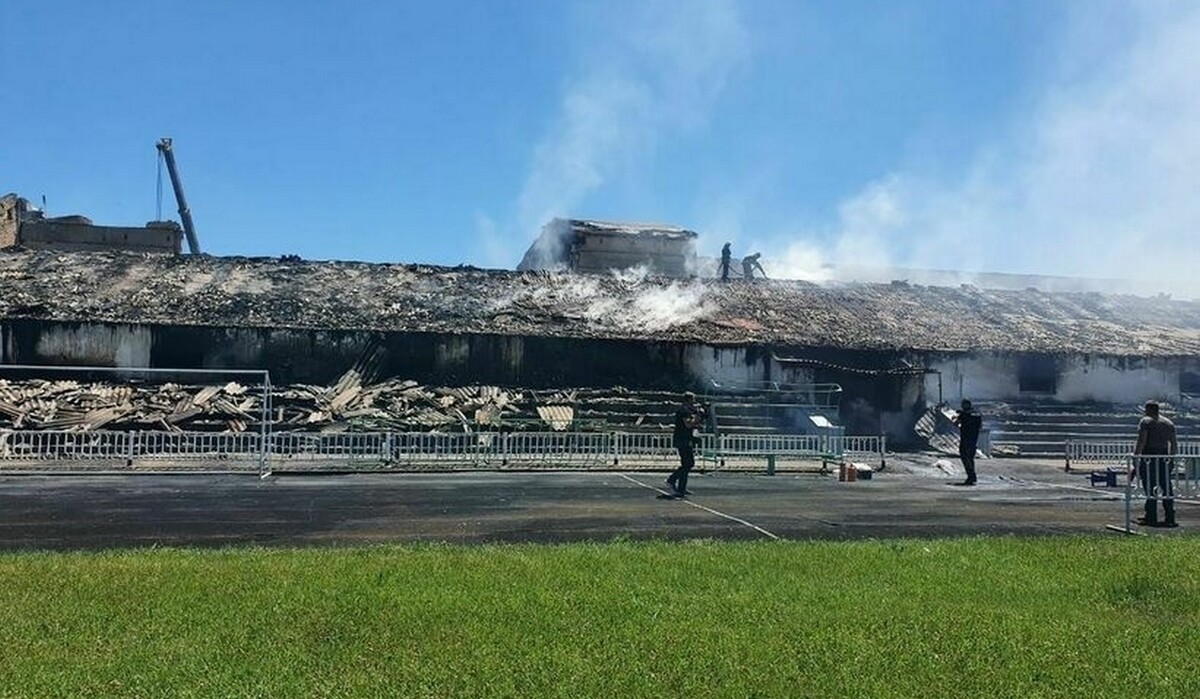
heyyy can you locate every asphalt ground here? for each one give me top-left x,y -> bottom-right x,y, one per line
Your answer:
0,456 -> 1193,551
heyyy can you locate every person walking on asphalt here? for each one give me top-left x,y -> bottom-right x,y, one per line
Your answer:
667,392 -> 702,496
953,399 -> 983,485
742,252 -> 766,280
1132,400 -> 1178,527
718,243 -> 733,282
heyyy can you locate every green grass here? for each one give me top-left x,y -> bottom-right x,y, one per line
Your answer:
1,538 -> 1198,698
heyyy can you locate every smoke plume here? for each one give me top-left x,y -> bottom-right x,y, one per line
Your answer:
512,1 -> 748,262
767,2 -> 1200,297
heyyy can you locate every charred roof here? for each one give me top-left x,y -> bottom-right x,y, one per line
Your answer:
3,249 -> 1200,356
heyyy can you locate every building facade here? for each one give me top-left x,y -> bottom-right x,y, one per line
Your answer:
1,192 -> 182,254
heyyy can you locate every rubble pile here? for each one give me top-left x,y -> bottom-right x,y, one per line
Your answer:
0,373 -> 683,433
4,249 -> 1200,354
0,378 -> 259,432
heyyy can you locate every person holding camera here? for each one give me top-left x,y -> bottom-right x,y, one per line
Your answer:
953,399 -> 983,486
667,392 -> 704,497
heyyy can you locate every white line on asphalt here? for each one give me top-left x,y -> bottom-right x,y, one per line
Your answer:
617,473 -> 781,541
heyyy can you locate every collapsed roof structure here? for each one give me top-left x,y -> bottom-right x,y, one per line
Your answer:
2,250 -> 1199,356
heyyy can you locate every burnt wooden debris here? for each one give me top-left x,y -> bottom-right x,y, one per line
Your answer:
0,374 -> 681,434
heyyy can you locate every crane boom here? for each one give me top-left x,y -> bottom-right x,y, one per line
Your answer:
155,138 -> 201,254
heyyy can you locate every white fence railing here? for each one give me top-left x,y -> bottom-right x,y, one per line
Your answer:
1118,454 -> 1200,532
1064,439 -> 1200,471
704,433 -> 886,470
1058,441 -> 1199,533
0,430 -> 887,474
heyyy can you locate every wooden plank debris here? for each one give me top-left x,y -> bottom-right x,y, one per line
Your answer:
0,376 -> 691,434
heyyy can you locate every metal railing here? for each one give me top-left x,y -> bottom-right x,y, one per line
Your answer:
705,433 -> 886,471
1057,441 -> 1199,533
607,432 -> 680,468
1064,439 -> 1200,472
0,429 -> 888,474
705,379 -> 843,410
0,430 -> 266,472
1118,454 -> 1199,532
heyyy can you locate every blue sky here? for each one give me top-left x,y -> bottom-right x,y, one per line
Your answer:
2,1 -> 1197,286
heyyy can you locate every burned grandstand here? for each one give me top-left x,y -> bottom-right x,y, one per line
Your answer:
2,249 -> 1200,452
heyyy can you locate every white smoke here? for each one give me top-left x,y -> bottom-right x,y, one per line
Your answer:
607,265 -> 717,330
765,2 -> 1200,296
494,266 -> 715,333
512,1 -> 749,250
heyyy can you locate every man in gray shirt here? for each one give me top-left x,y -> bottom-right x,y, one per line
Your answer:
1133,401 -> 1178,527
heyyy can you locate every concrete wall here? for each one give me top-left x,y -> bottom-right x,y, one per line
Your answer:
927,352 -> 1191,404
1,319 -> 693,388
683,345 -> 770,387
17,322 -> 154,367
19,221 -> 181,254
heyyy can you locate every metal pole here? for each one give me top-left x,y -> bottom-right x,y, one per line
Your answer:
1125,455 -> 1133,532
259,372 -> 270,476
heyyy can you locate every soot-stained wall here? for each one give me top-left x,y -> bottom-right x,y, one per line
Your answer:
926,352 -> 1196,405
1,319 -> 692,389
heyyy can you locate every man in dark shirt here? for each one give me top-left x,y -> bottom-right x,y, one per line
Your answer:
953,399 -> 983,486
1133,401 -> 1178,527
667,392 -> 701,496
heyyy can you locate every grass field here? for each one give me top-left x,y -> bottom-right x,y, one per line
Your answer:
1,537 -> 1198,698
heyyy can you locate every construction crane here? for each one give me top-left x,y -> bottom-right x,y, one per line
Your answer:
155,138 -> 201,254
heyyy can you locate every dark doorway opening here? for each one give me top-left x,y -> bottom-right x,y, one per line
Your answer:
1018,355 -> 1057,394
